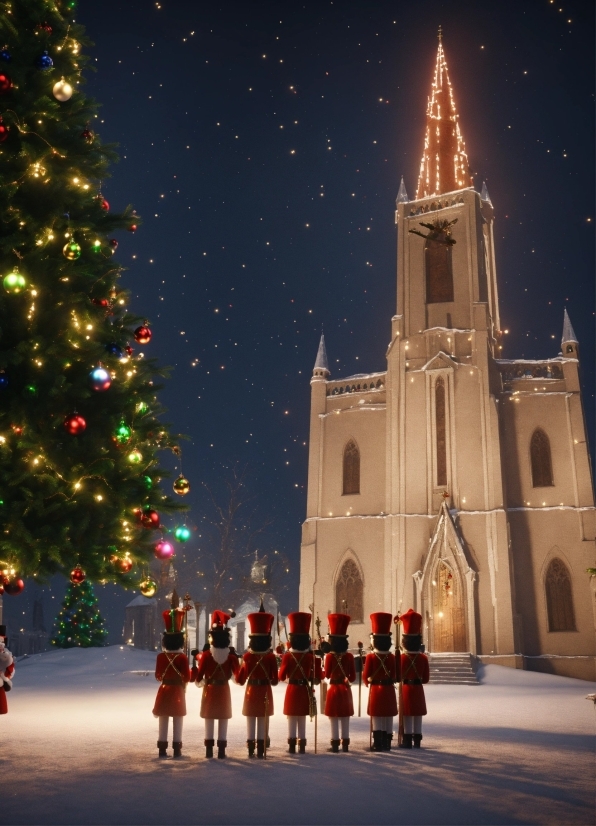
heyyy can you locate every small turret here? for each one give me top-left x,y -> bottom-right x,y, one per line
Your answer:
396,176 -> 409,205
313,334 -> 330,378
561,308 -> 579,359
480,181 -> 492,206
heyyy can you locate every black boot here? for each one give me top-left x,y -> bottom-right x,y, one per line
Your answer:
386,732 -> 393,751
341,738 -> 350,753
172,741 -> 182,759
399,733 -> 413,749
371,730 -> 383,752
298,739 -> 306,754
330,739 -> 340,753
157,740 -> 168,758
217,740 -> 227,759
413,733 -> 422,749
287,737 -> 297,754
205,738 -> 214,758
256,739 -> 265,759
247,739 -> 256,758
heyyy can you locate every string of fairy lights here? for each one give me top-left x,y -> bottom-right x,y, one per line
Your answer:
0,0 -> 194,602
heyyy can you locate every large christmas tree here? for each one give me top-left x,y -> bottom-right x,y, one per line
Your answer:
51,578 -> 107,648
0,0 -> 186,588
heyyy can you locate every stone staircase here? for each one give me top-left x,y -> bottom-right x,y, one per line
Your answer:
428,653 -> 478,685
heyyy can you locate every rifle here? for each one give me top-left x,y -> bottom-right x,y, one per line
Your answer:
264,692 -> 269,759
357,641 -> 363,717
394,613 -> 403,746
310,648 -> 318,754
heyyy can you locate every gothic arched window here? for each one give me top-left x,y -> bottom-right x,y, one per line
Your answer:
342,439 -> 360,495
530,429 -> 554,488
335,559 -> 363,622
545,558 -> 576,632
435,378 -> 447,486
426,236 -> 454,303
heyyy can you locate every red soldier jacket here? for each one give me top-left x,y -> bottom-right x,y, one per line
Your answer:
278,650 -> 323,717
192,648 -> 239,720
236,651 -> 279,717
400,651 -> 429,716
324,652 -> 356,718
152,651 -> 191,718
0,657 -> 15,715
363,651 -> 399,717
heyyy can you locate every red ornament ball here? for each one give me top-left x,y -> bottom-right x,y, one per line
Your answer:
139,508 -> 160,529
92,298 -> 109,307
64,413 -> 86,435
99,198 -> 109,211
0,582 -> 3,595
81,128 -> 94,142
134,325 -> 152,345
125,344 -> 134,356
4,577 -> 25,596
128,224 -> 137,233
0,73 -> 12,93
0,118 -> 8,143
119,557 -> 133,574
154,540 -> 174,561
70,565 -> 86,585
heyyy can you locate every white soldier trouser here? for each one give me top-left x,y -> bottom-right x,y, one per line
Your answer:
287,715 -> 307,739
158,716 -> 183,741
330,716 -> 350,739
403,715 -> 422,734
246,716 -> 267,740
372,715 -> 393,733
204,719 -> 228,740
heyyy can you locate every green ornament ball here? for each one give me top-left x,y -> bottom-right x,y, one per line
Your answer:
114,420 -> 132,444
3,270 -> 26,293
174,525 -> 191,543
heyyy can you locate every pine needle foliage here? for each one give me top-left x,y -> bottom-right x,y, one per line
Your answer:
0,0 -> 185,584
51,578 -> 107,647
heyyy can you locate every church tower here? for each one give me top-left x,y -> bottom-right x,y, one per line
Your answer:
299,34 -> 596,680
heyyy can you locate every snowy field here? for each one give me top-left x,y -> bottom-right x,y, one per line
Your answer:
1,646 -> 594,826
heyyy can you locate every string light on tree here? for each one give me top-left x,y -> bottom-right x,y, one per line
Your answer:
51,579 -> 107,648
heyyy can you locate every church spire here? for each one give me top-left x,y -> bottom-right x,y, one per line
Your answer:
415,30 -> 472,200
313,333 -> 330,377
396,176 -> 409,204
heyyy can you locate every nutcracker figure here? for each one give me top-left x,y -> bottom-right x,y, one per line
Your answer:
278,611 -> 322,754
0,625 -> 15,715
236,600 -> 279,758
324,613 -> 356,753
362,612 -> 400,751
152,606 -> 191,758
399,608 -> 429,749
192,610 -> 239,759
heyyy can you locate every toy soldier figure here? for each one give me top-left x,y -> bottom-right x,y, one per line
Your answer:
278,611 -> 322,754
192,610 -> 239,759
324,613 -> 356,753
236,600 -> 278,758
0,625 -> 15,716
363,612 -> 399,751
399,608 -> 429,749
152,606 -> 191,759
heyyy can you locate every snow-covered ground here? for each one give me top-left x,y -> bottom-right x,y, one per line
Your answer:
1,645 -> 594,825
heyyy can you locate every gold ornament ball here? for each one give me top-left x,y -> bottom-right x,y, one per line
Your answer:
139,577 -> 157,598
173,474 -> 190,496
53,78 -> 73,101
63,241 -> 81,260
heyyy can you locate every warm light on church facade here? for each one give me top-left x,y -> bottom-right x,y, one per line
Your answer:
299,36 -> 595,681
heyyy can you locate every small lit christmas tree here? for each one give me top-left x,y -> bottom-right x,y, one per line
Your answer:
51,579 -> 107,648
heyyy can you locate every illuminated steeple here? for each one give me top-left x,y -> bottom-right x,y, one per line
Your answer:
415,29 -> 472,200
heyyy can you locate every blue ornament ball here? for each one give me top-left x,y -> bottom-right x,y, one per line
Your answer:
90,366 -> 111,391
0,373 -> 8,390
36,51 -> 53,70
0,50 -> 11,63
105,342 -> 123,359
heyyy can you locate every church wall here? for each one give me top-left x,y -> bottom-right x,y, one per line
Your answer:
508,509 -> 596,680
452,369 -> 488,511
319,407 -> 386,517
403,376 -> 428,513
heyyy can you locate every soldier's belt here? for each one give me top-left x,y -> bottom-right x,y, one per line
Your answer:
289,679 -> 308,685
206,679 -> 227,686
248,679 -> 270,686
162,679 -> 184,686
403,679 -> 422,685
369,679 -> 394,686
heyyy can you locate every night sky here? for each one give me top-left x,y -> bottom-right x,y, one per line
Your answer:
3,0 -> 594,641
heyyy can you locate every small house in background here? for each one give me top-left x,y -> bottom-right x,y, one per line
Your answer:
227,594 -> 286,653
124,595 -> 160,650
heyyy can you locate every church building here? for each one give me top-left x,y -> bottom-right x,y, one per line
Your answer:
299,36 -> 595,680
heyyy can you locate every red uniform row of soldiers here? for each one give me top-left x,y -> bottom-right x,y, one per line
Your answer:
152,602 -> 429,759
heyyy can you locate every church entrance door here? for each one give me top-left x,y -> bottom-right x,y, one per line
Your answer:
432,561 -> 466,652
